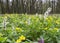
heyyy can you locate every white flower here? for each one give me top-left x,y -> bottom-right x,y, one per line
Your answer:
2,18 -> 9,30
44,7 -> 52,19
36,13 -> 38,16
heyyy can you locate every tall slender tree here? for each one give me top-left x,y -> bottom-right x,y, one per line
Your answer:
56,0 -> 60,13
6,0 -> 9,13
0,0 -> 1,13
1,0 -> 5,14
11,0 -> 15,13
30,0 -> 36,14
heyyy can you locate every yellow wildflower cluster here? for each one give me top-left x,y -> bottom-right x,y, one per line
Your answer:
46,17 -> 53,22
46,18 -> 49,20
16,27 -> 23,32
46,18 -> 50,22
16,35 -> 26,43
55,20 -> 60,24
19,35 -> 26,40
44,27 -> 48,30
54,28 -> 58,31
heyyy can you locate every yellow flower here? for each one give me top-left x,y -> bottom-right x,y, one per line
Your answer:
54,28 -> 58,31
16,27 -> 23,32
16,35 -> 26,43
44,28 -> 48,30
16,28 -> 20,31
46,18 -> 50,22
19,35 -> 26,40
56,20 -> 60,24
46,18 -> 49,20
16,39 -> 22,43
46,16 -> 53,22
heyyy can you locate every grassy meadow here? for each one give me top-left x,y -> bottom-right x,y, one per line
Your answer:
0,14 -> 60,43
